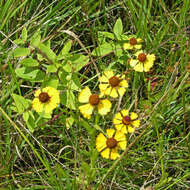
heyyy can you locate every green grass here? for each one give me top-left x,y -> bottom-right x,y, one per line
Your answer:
0,0 -> 190,189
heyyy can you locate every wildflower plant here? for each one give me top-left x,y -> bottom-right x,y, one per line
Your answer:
7,16 -> 161,188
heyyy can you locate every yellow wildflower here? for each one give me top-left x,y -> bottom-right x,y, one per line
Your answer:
123,36 -> 142,50
130,50 -> 155,72
98,70 -> 128,98
96,129 -> 127,160
113,109 -> 140,133
32,87 -> 60,114
78,86 -> 112,119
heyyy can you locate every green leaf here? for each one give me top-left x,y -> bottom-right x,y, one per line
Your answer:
81,119 -> 95,136
20,58 -> 39,67
98,31 -> 115,40
13,48 -> 30,57
12,94 -> 30,114
70,73 -> 81,91
38,43 -> 56,62
42,77 -> 59,89
61,90 -> 76,110
113,18 -> 123,38
23,111 -> 36,133
65,116 -> 74,129
62,60 -> 72,72
47,65 -> 57,73
13,39 -> 25,45
30,30 -> 41,47
22,27 -> 27,41
91,42 -> 115,56
60,40 -> 72,56
15,67 -> 45,82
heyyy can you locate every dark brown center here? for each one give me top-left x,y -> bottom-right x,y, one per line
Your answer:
109,76 -> 120,87
89,94 -> 100,105
129,37 -> 137,45
106,138 -> 118,149
122,116 -> 131,125
138,53 -> 146,62
39,92 -> 50,103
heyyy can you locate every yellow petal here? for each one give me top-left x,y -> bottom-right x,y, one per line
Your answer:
114,131 -> 126,142
119,80 -> 128,88
114,123 -> 124,131
101,148 -> 110,159
128,126 -> 135,133
137,38 -> 143,42
34,89 -> 41,97
130,112 -> 138,120
118,141 -> 127,150
134,50 -> 143,57
132,120 -> 140,128
99,75 -> 109,83
110,148 -> 120,160
96,133 -> 107,152
79,103 -> 94,116
104,70 -> 114,79
134,44 -> 142,49
130,59 -> 138,67
110,88 -> 118,98
98,99 -> 112,115
104,86 -> 112,95
32,98 -> 43,113
113,117 -> 122,125
147,54 -> 155,62
99,83 -> 109,91
134,63 -> 144,72
114,112 -> 122,120
44,103 -> 55,114
117,87 -> 126,97
123,43 -> 133,50
121,109 -> 129,116
121,126 -> 128,134
106,129 -> 115,138
78,87 -> 91,103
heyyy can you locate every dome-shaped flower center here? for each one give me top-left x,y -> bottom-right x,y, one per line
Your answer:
138,53 -> 147,62
109,76 -> 120,87
129,37 -> 137,45
89,94 -> 100,105
39,92 -> 50,103
106,138 -> 118,149
122,116 -> 131,125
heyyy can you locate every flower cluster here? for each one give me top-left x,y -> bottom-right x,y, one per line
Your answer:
78,69 -> 140,160
123,36 -> 155,72
77,35 -> 156,160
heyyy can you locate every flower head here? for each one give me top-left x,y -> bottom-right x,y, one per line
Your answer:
96,129 -> 127,160
130,50 -> 155,72
123,37 -> 143,50
113,109 -> 140,133
99,71 -> 128,98
78,86 -> 112,119
32,87 -> 60,114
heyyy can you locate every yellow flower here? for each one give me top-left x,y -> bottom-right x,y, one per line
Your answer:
96,129 -> 127,160
130,50 -> 155,72
78,86 -> 112,119
32,87 -> 60,114
123,37 -> 142,50
98,70 -> 128,98
113,109 -> 140,133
